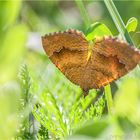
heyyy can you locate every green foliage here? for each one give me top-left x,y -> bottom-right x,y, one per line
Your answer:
0,0 -> 27,84
104,0 -> 134,46
126,17 -> 138,33
0,24 -> 27,83
38,125 -> 49,140
75,0 -> 91,28
19,65 -> 31,105
104,85 -> 113,115
33,89 -> 67,139
86,22 -> 112,41
32,63 -> 105,139
67,76 -> 140,139
0,0 -> 28,140
16,64 -> 34,139
1,0 -> 140,140
114,78 -> 140,121
0,0 -> 21,31
74,120 -> 109,138
137,44 -> 140,49
0,85 -> 20,140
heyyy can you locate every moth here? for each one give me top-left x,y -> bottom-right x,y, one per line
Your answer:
42,29 -> 140,95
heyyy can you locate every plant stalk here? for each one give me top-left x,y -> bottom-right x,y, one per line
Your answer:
104,0 -> 137,114
75,0 -> 91,29
104,85 -> 113,114
104,0 -> 134,46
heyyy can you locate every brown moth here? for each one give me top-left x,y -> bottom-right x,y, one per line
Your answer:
42,29 -> 140,95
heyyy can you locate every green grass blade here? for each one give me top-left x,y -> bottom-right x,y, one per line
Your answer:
104,0 -> 134,46
75,0 -> 91,29
104,85 -> 113,115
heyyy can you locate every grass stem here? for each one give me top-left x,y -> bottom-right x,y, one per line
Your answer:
104,0 -> 137,114
76,0 -> 113,115
104,85 -> 113,115
75,0 -> 91,29
104,0 -> 134,46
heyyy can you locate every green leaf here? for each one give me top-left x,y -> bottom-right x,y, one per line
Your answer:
74,120 -> 109,137
0,0 -> 21,31
126,17 -> 138,33
85,22 -> 112,41
67,135 -> 95,140
0,24 -> 28,83
104,0 -> 134,46
117,117 -> 136,132
137,44 -> 140,49
0,84 -> 20,140
114,78 -> 140,123
33,88 -> 67,139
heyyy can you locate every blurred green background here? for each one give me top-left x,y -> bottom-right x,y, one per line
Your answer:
0,0 -> 140,140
